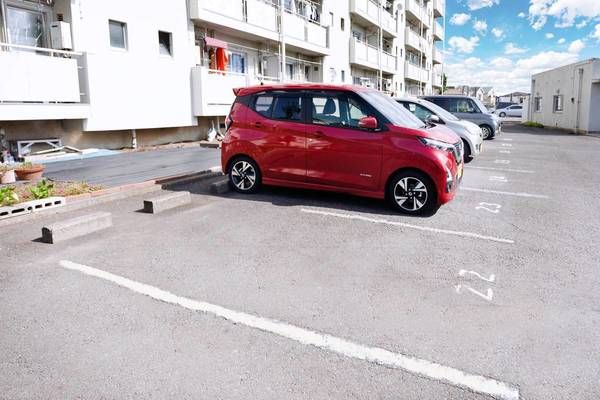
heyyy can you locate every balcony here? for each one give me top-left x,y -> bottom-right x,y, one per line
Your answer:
405,28 -> 423,52
433,20 -> 444,41
0,44 -> 89,121
432,47 -> 443,64
191,67 -> 253,116
433,73 -> 443,88
433,0 -> 445,18
190,0 -> 279,42
282,12 -> 330,55
405,62 -> 428,82
350,0 -> 397,37
405,0 -> 430,27
349,38 -> 397,74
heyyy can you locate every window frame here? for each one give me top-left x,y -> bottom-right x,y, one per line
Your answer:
2,0 -> 52,49
251,90 -> 307,123
534,96 -> 542,113
158,30 -> 172,56
552,94 -> 563,113
307,90 -> 385,132
108,19 -> 128,50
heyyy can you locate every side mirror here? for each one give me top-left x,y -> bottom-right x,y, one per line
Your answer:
426,114 -> 441,124
358,116 -> 378,130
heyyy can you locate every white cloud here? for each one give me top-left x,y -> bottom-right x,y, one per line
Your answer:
545,32 -> 555,39
567,39 -> 585,53
558,37 -> 566,44
450,13 -> 471,26
504,42 -> 528,54
518,12 -> 527,18
446,50 -> 579,94
490,57 -> 513,68
448,36 -> 480,54
473,20 -> 488,34
592,24 -> 600,41
464,57 -> 483,67
491,27 -> 504,38
467,0 -> 500,11
527,0 -> 600,30
575,20 -> 588,29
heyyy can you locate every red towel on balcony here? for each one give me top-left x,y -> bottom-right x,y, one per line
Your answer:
216,48 -> 228,71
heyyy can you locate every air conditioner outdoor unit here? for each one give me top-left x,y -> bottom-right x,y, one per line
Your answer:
50,21 -> 73,50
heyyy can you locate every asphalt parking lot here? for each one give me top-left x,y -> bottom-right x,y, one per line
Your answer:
2,123 -> 600,399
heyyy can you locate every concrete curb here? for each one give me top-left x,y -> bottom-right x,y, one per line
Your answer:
42,211 -> 113,244
143,191 -> 192,214
0,167 -> 221,228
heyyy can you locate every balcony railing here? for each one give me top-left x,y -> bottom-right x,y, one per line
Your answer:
405,0 -> 429,26
432,47 -> 443,64
433,0 -> 445,17
350,0 -> 397,36
283,11 -> 328,50
349,38 -> 396,74
405,28 -> 424,51
433,20 -> 444,41
433,73 -> 443,87
405,62 -> 428,82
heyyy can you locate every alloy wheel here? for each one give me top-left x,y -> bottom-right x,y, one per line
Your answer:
393,177 -> 428,212
230,160 -> 257,191
481,125 -> 492,139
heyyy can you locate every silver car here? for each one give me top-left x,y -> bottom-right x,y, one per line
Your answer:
494,104 -> 523,118
422,95 -> 501,140
396,97 -> 484,163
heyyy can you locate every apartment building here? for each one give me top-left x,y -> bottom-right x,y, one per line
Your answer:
0,0 -> 444,154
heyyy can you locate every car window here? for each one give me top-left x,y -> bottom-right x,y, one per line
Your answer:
254,95 -> 274,118
311,94 -> 371,128
400,101 -> 434,122
456,99 -> 476,113
272,95 -> 304,121
514,106 -> 522,110
359,90 -> 424,129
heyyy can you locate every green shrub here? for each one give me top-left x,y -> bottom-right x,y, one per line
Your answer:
523,121 -> 544,128
29,179 -> 54,200
0,186 -> 19,206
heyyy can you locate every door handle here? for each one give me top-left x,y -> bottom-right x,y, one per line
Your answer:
253,121 -> 262,128
312,130 -> 324,138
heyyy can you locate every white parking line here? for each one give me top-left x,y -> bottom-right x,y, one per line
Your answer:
498,138 -> 513,141
300,208 -> 514,244
59,260 -> 520,400
462,187 -> 550,199
465,166 -> 534,174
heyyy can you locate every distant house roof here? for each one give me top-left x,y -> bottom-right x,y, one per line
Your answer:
498,91 -> 530,97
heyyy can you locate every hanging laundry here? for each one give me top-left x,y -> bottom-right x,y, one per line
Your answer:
216,47 -> 228,71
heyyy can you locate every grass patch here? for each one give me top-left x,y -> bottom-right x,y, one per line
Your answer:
4,180 -> 104,204
523,121 -> 544,128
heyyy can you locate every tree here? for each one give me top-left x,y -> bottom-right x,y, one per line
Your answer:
442,74 -> 448,93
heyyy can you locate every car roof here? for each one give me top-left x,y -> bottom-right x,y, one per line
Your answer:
394,96 -> 421,102
421,95 -> 474,99
233,83 -> 371,97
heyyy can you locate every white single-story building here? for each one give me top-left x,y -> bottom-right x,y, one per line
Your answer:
527,58 -> 600,134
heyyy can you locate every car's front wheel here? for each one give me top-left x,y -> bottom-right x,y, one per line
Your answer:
387,171 -> 437,215
499,112 -> 506,117
480,124 -> 494,140
228,156 -> 261,194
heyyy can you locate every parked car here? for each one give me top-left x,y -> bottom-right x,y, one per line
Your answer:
396,97 -> 483,163
494,104 -> 523,118
492,102 -> 517,112
421,95 -> 501,140
222,84 -> 464,215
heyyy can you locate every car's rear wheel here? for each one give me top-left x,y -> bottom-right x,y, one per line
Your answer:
387,171 -> 437,215
462,140 -> 473,163
480,124 -> 494,140
499,112 -> 506,117
229,156 -> 261,194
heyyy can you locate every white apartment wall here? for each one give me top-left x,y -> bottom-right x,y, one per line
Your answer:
322,0 -> 351,84
530,59 -> 599,133
71,0 -> 197,132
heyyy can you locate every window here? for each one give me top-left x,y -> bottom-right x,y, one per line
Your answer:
253,95 -> 274,118
553,95 -> 563,112
158,31 -> 172,56
341,70 -> 345,83
272,95 -> 304,121
109,20 -> 127,49
534,97 -> 542,112
6,5 -> 48,48
229,51 -> 246,73
341,18 -> 345,31
401,102 -> 434,122
311,94 -> 370,129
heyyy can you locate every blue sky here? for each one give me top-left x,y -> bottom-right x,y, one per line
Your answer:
443,0 -> 600,94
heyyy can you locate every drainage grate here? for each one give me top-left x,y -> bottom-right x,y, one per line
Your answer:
0,197 -> 66,220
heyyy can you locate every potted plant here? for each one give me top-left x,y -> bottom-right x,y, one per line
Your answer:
15,162 -> 45,181
0,164 -> 16,184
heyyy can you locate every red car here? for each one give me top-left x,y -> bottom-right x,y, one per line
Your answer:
221,84 -> 463,215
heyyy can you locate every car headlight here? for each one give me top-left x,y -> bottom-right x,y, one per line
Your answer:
418,137 -> 455,152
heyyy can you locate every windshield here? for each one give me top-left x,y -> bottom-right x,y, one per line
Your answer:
358,90 -> 425,129
473,98 -> 489,113
417,99 -> 459,121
